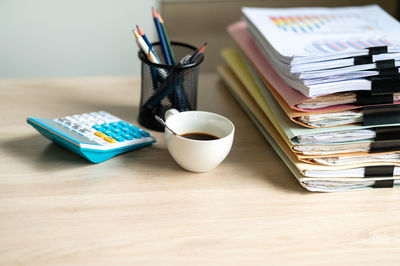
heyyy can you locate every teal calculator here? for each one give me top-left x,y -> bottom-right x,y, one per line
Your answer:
27,111 -> 156,163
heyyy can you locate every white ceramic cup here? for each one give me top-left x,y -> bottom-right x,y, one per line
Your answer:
164,109 -> 235,172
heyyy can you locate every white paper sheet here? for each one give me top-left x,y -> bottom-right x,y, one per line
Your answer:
242,5 -> 400,63
242,5 -> 400,97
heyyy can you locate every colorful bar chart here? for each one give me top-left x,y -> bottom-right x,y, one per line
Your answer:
309,39 -> 392,53
270,14 -> 365,33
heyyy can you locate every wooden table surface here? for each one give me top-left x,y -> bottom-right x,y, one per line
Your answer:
1,74 -> 400,265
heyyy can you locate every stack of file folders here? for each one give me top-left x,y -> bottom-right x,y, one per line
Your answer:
218,5 -> 400,192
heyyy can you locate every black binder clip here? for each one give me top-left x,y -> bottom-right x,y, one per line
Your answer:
354,46 -> 389,65
365,165 -> 394,178
375,59 -> 396,70
368,46 -> 388,55
378,67 -> 399,77
370,127 -> 400,153
373,179 -> 394,188
368,76 -> 400,95
363,105 -> 400,126
375,126 -> 400,141
356,91 -> 393,106
364,165 -> 394,188
370,140 -> 400,153
354,55 -> 372,65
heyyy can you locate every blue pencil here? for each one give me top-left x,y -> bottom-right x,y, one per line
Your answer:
136,25 -> 161,62
152,7 -> 172,65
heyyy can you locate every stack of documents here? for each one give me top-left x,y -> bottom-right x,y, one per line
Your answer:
218,5 -> 400,192
242,5 -> 400,97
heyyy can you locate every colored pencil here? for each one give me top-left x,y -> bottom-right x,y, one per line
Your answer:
136,25 -> 151,48
137,25 -> 161,62
132,30 -> 160,64
152,7 -> 172,65
158,14 -> 176,65
132,30 -> 150,56
134,29 -> 168,79
178,42 -> 207,66
189,42 -> 207,62
147,50 -> 167,80
147,50 -> 156,63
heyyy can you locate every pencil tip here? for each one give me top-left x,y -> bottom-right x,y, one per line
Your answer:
137,25 -> 144,35
132,30 -> 140,39
198,43 -> 208,53
158,14 -> 164,23
152,7 -> 157,18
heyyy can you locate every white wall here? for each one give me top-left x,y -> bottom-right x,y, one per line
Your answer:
0,0 -> 160,78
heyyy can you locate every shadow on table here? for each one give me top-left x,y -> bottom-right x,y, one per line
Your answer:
217,81 -> 309,194
1,134 -> 307,193
1,133 -> 169,173
1,134 -> 91,172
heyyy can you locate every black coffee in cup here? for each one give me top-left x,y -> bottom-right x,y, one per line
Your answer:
180,132 -> 219,141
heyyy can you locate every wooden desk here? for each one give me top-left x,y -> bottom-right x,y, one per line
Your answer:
1,74 -> 400,265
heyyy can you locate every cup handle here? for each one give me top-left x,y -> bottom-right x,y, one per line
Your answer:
165,109 -> 179,120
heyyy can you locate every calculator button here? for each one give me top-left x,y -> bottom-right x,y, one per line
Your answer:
79,128 -> 88,134
99,128 -> 109,134
115,124 -> 125,130
90,112 -> 101,117
93,120 -> 104,126
103,136 -> 117,143
106,114 -> 120,120
114,136 -> 125,142
67,117 -> 79,123
112,128 -> 122,135
140,131 -> 150,137
129,125 -> 140,132
102,117 -> 114,123
118,121 -> 130,127
94,131 -> 106,138
87,127 -> 97,133
124,134 -> 133,140
80,122 -> 92,128
132,132 -> 142,139
109,133 -> 119,139
93,125 -> 102,130
55,118 -> 66,124
101,123 -> 111,130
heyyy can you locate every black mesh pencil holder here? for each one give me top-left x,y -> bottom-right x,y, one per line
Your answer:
138,41 -> 204,132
